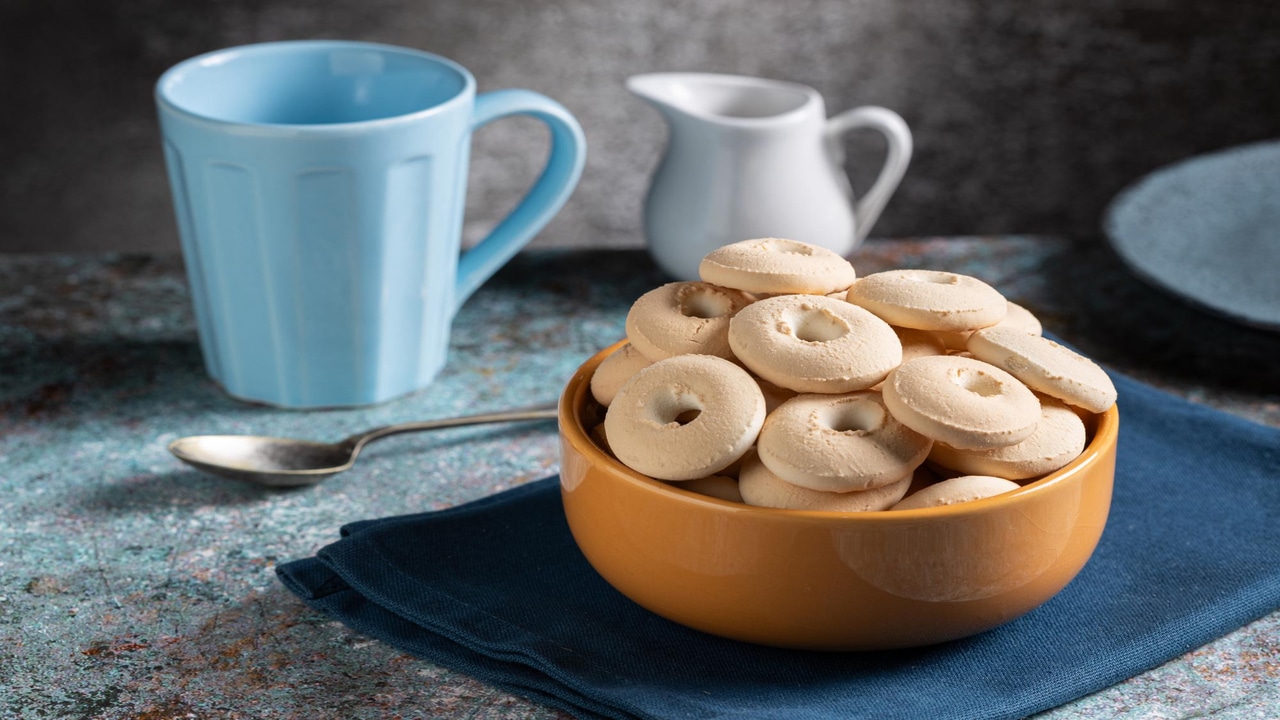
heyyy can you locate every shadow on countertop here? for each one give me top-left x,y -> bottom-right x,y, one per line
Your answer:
1034,238 -> 1280,398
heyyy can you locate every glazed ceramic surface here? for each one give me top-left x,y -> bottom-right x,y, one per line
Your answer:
1105,140 -> 1280,332
156,41 -> 585,408
628,72 -> 912,281
559,342 -> 1117,651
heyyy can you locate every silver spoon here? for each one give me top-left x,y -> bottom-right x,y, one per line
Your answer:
168,401 -> 559,487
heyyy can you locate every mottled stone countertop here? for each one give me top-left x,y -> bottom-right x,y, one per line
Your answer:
3,237 -> 1278,719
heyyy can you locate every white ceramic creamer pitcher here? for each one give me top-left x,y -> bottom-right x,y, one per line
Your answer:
627,72 -> 912,280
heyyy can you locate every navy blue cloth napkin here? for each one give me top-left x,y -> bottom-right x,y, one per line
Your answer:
278,372 -> 1280,720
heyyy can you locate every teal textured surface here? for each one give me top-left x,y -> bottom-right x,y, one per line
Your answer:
3,239 -> 1278,718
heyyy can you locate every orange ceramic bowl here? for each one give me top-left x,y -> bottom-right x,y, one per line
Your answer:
558,341 -> 1118,651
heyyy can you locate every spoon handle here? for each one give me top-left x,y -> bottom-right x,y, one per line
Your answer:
344,401 -> 560,453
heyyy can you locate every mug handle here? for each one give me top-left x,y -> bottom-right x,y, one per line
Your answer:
454,90 -> 587,312
824,106 -> 913,244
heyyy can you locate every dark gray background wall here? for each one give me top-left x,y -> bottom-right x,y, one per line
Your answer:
2,0 -> 1278,253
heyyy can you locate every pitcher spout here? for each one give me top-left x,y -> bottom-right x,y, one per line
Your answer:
626,72 -> 819,125
625,73 -> 692,123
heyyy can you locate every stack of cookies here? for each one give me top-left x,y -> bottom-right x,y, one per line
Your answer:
589,238 -> 1117,512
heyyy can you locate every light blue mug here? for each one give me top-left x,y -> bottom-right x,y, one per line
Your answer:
156,41 -> 586,408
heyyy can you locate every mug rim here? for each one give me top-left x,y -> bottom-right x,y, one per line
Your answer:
155,40 -> 476,132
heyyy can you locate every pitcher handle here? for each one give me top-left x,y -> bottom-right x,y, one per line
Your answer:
824,106 -> 912,244
455,90 -> 587,313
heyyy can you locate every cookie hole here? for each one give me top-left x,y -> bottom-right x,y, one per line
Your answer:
674,408 -> 702,425
678,287 -> 734,319
759,238 -> 814,256
952,367 -> 1003,397
906,271 -> 961,285
794,308 -> 850,343
653,390 -> 705,427
824,399 -> 885,435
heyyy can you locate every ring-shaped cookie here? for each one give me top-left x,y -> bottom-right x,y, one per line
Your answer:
871,327 -> 947,391
699,238 -> 857,295
604,354 -> 765,481
967,326 -> 1117,413
670,475 -> 744,503
739,451 -> 913,512
589,342 -> 652,406
935,300 -> 1043,350
626,281 -> 754,361
757,392 -> 932,492
891,475 -> 1021,511
845,269 -> 1007,332
728,294 -> 902,393
895,327 -> 948,362
753,374 -> 799,414
882,355 -> 1041,450
928,397 -> 1086,480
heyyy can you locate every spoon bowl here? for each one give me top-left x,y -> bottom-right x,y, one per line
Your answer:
169,402 -> 558,487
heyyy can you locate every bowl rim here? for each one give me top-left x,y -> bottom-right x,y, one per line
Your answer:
560,340 -> 1119,522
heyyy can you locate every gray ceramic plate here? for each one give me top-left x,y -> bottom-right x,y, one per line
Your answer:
1104,140 -> 1280,331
